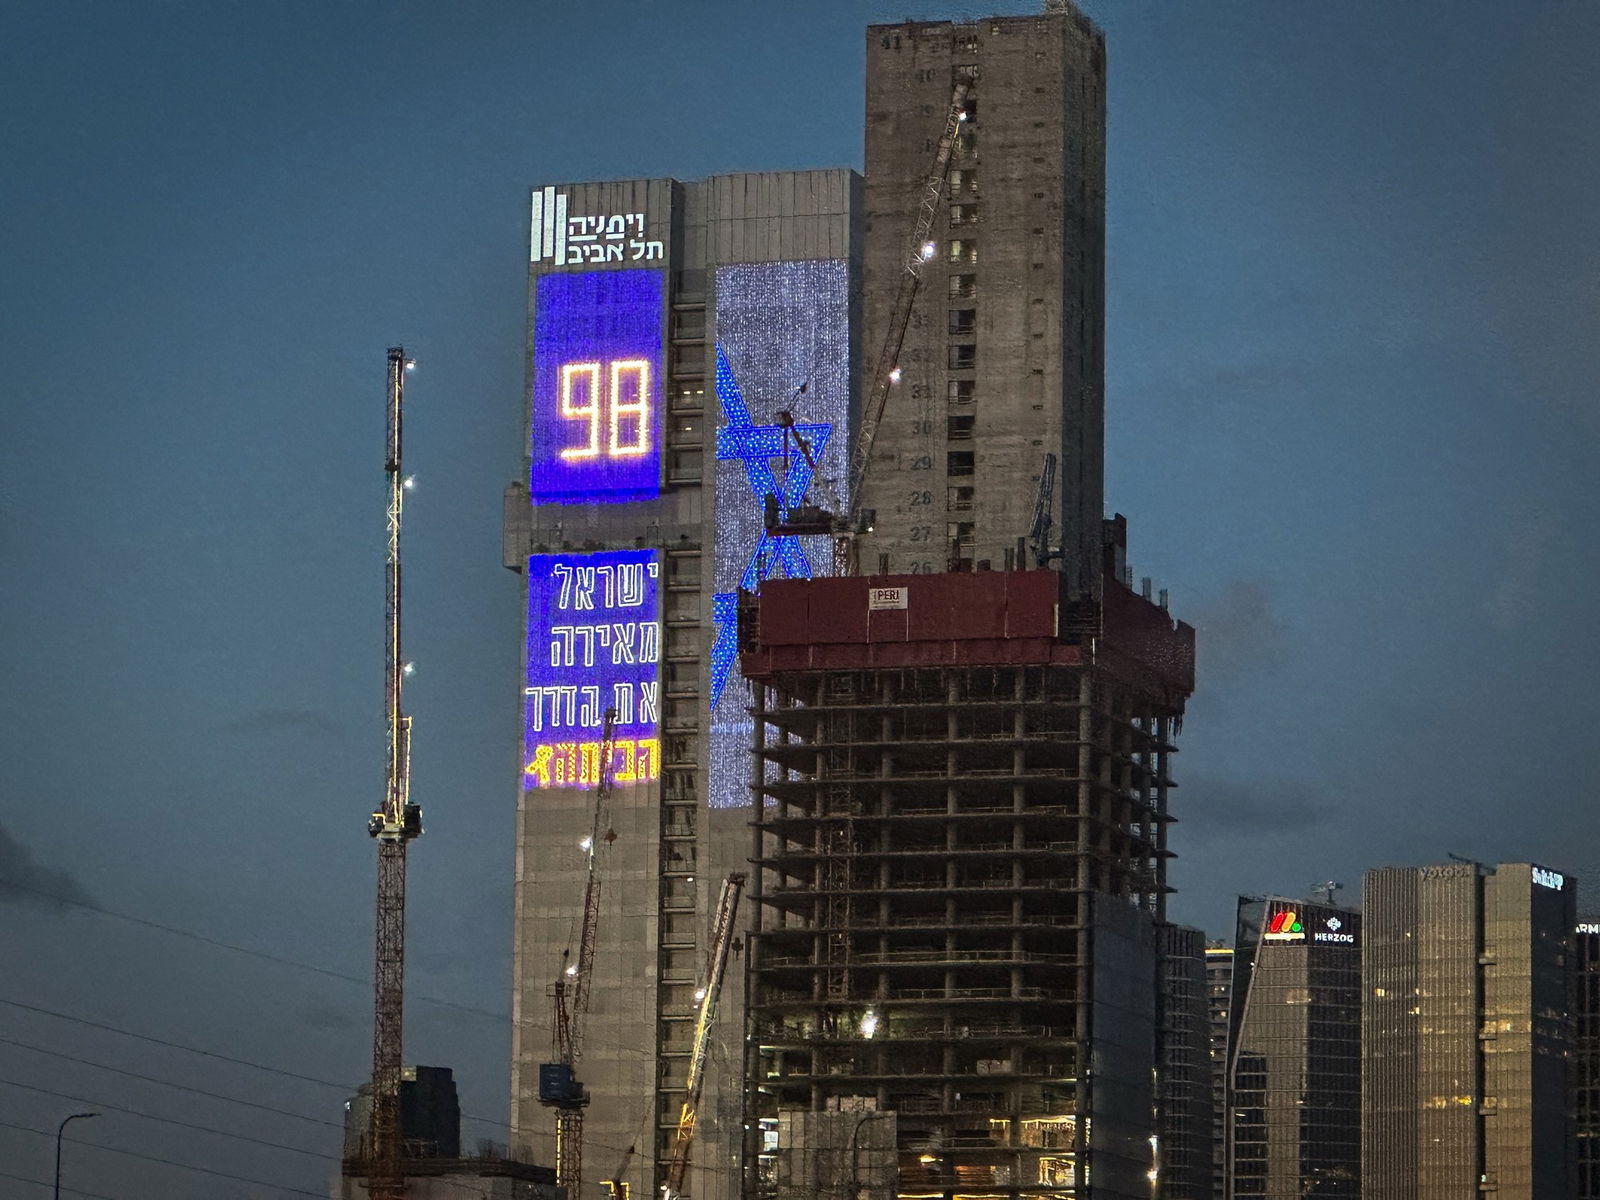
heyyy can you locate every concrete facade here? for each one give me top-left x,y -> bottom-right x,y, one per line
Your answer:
857,9 -> 1106,595
506,170 -> 862,1200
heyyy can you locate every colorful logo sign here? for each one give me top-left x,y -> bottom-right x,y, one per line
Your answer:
1533,866 -> 1565,891
530,269 -> 665,502
1263,909 -> 1305,941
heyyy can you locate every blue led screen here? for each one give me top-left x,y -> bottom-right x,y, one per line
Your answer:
529,269 -> 665,502
524,550 -> 661,790
708,259 -> 851,809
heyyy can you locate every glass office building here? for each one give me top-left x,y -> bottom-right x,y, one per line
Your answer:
1225,896 -> 1360,1198
1362,862 -> 1576,1199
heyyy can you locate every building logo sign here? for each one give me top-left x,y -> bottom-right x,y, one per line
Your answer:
530,269 -> 665,502
1576,923 -> 1600,935
1263,909 -> 1305,941
1533,866 -> 1565,891
530,186 -> 664,266
1313,915 -> 1356,945
523,550 -> 661,790
869,586 -> 908,611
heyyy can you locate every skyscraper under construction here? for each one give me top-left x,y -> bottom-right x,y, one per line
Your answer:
507,8 -> 1196,1200
738,11 -> 1195,1200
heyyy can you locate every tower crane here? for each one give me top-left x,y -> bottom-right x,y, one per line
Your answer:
367,346 -> 423,1200
660,872 -> 747,1200
1028,452 -> 1059,567
541,708 -> 620,1192
762,75 -> 975,576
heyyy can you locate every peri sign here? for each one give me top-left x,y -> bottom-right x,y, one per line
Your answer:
530,269 -> 665,502
524,550 -> 661,790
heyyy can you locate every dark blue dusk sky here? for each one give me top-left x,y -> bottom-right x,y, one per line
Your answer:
3,3 -> 1597,1196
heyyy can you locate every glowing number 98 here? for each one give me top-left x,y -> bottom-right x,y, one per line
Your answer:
559,360 -> 651,461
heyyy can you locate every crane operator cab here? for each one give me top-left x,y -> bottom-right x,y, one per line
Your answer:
368,803 -> 423,840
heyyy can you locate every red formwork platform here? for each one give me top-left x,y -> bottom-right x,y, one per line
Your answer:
741,569 -> 1195,705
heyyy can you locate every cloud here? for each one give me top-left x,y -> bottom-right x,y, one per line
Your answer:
302,1003 -> 362,1032
0,821 -> 95,909
1485,499 -> 1556,632
1189,579 -> 1290,679
1175,774 -> 1331,841
225,708 -> 344,737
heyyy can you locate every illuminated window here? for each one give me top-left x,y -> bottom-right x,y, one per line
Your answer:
668,383 -> 705,413
1038,1156 -> 1076,1186
949,273 -> 977,299
1019,1116 -> 1076,1149
948,239 -> 977,264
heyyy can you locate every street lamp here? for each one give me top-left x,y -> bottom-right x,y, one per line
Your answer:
55,1111 -> 98,1200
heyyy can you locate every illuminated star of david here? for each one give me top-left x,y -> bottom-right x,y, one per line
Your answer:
713,344 -> 832,589
708,344 -> 833,711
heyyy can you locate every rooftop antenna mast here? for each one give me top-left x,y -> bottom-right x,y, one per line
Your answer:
1310,881 -> 1343,906
367,346 -> 422,1199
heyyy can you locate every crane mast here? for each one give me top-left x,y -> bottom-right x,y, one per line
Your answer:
832,75 -> 974,575
660,872 -> 746,1200
543,708 -> 620,1192
758,77 -> 973,574
1028,452 -> 1059,567
368,346 -> 422,1200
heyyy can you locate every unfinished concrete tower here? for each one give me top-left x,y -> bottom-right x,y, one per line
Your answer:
735,9 -> 1199,1199
856,8 -> 1106,594
740,555 -> 1194,1200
